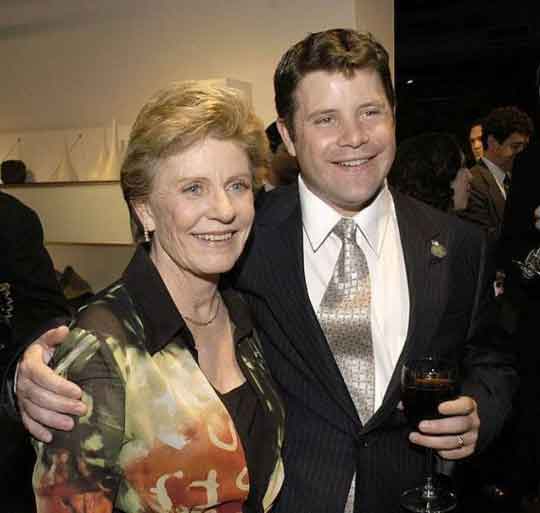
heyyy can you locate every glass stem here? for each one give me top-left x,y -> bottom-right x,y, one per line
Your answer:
423,448 -> 436,499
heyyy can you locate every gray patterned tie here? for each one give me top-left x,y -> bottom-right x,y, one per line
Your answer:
318,217 -> 375,424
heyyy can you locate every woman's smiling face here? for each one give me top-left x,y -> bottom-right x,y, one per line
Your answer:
137,137 -> 254,280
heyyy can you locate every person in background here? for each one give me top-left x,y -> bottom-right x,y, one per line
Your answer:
468,120 -> 484,165
10,29 -> 517,513
460,106 -> 533,243
260,122 -> 299,193
0,191 -> 69,349
389,132 -> 472,212
29,82 -> 285,513
0,190 -> 70,512
263,143 -> 299,189
495,64 -> 540,509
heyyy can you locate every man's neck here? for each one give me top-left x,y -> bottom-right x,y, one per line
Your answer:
484,152 -> 511,174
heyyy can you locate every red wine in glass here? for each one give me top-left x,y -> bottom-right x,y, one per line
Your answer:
402,376 -> 459,427
401,358 -> 459,513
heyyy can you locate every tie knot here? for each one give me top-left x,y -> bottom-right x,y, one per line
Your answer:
334,217 -> 357,242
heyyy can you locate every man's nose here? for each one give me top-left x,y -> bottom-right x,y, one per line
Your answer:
338,119 -> 369,148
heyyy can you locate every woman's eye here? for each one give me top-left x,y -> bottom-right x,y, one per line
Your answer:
229,180 -> 251,192
183,183 -> 203,194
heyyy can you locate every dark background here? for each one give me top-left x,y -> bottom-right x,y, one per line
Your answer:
395,0 -> 540,147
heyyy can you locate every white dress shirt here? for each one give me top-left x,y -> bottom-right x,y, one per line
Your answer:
481,156 -> 507,199
299,176 -> 410,410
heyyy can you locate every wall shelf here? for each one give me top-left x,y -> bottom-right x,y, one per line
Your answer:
5,182 -> 133,245
0,180 -> 119,188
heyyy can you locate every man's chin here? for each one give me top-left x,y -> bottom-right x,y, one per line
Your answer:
333,188 -> 383,214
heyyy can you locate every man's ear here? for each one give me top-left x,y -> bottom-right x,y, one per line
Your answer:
276,118 -> 297,157
132,200 -> 156,233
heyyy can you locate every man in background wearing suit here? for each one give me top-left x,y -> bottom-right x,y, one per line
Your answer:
0,191 -> 69,511
496,64 -> 540,508
11,30 -> 517,513
468,120 -> 484,166
461,106 -> 533,243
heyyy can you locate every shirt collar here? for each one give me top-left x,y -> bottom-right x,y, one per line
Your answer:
299,175 -> 391,257
481,156 -> 506,186
123,244 -> 253,355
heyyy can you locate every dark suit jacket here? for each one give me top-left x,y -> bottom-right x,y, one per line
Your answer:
0,192 -> 69,399
0,192 -> 70,505
499,141 -> 540,282
234,184 -> 517,513
497,141 -> 540,336
460,160 -> 506,241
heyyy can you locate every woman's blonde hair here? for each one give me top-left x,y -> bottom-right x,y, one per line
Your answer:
121,81 -> 269,240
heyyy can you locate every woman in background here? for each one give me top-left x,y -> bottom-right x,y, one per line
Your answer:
32,82 -> 284,513
389,132 -> 472,212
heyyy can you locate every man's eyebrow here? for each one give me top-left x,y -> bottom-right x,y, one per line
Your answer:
306,108 -> 337,120
306,109 -> 337,121
306,100 -> 388,120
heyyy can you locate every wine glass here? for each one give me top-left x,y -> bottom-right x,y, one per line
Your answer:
400,357 -> 459,513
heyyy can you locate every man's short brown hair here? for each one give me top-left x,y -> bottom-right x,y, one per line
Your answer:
482,106 -> 534,147
274,29 -> 395,139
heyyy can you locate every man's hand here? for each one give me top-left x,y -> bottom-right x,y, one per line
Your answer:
408,396 -> 480,460
17,326 -> 87,443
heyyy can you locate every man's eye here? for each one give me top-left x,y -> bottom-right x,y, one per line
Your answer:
315,116 -> 333,125
364,109 -> 381,118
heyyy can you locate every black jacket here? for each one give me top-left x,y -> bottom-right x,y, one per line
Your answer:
460,159 -> 506,242
0,191 -> 69,410
234,183 -> 517,513
499,141 -> 540,290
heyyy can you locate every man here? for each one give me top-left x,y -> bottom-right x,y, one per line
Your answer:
468,120 -> 484,164
461,106 -> 533,242
0,191 -> 70,510
0,192 -> 69,348
11,30 -> 516,513
495,64 -> 540,506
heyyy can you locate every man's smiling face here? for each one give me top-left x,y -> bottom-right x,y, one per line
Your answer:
278,68 -> 396,215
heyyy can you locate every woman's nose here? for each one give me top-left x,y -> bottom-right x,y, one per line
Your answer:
210,189 -> 235,222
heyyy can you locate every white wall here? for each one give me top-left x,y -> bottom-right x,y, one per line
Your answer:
47,244 -> 136,294
6,182 -> 135,292
6,183 -> 132,244
0,0 -> 360,131
1,0 -> 394,291
355,0 -> 395,77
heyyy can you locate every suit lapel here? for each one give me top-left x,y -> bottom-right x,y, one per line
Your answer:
479,166 -> 505,221
255,203 -> 360,422
365,192 -> 450,430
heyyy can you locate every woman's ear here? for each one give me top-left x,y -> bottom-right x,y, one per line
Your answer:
132,200 -> 156,233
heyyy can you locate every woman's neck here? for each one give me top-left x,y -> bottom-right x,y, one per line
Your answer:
149,246 -> 220,322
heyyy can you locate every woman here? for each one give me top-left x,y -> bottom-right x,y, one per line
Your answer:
32,82 -> 285,513
389,132 -> 472,212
